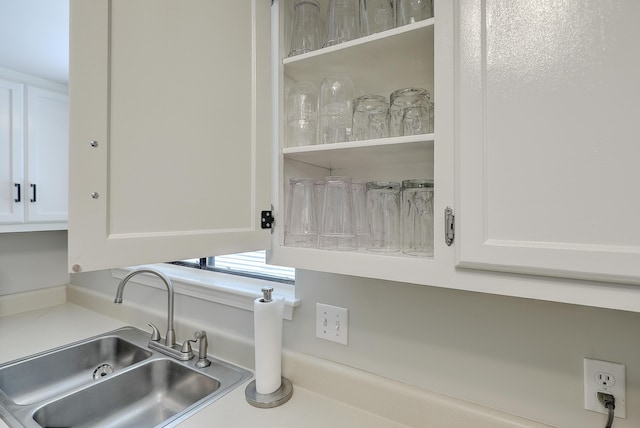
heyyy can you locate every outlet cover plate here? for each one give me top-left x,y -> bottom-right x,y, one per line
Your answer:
316,303 -> 348,345
584,358 -> 626,418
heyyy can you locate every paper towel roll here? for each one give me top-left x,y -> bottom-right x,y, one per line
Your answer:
254,295 -> 285,395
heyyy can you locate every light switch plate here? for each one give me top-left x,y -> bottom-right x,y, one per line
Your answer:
316,303 -> 348,345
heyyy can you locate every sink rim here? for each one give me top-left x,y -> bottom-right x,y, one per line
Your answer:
0,326 -> 252,428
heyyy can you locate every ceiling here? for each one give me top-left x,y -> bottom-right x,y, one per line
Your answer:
0,0 -> 69,84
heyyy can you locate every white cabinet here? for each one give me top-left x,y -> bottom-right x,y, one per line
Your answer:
267,1 -> 441,285
26,87 -> 69,224
68,0 -> 272,272
0,79 -> 24,225
0,75 -> 68,233
68,0 -> 640,310
455,0 -> 640,285
68,0 -> 442,284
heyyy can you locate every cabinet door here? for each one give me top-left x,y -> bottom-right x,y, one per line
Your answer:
26,87 -> 68,223
68,0 -> 272,272
456,0 -> 640,283
0,79 -> 24,224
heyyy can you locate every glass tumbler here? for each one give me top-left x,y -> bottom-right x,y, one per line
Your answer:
285,178 -> 319,248
318,176 -> 358,251
360,0 -> 395,36
289,0 -> 323,57
397,0 -> 433,26
323,0 -> 360,47
389,87 -> 431,137
366,181 -> 401,252
314,179 -> 326,231
352,94 -> 389,141
319,75 -> 355,144
286,81 -> 318,147
351,180 -> 370,248
401,179 -> 434,256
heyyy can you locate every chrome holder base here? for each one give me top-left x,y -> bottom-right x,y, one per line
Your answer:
245,377 -> 293,408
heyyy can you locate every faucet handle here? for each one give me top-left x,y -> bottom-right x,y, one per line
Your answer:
148,323 -> 162,342
180,339 -> 196,353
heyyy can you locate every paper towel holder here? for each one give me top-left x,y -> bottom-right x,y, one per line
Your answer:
245,376 -> 293,408
245,287 -> 294,408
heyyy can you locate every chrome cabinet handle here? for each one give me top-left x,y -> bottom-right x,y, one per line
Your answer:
30,184 -> 36,203
14,183 -> 21,203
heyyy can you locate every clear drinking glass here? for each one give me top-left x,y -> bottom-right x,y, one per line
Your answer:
351,180 -> 370,248
289,0 -> 323,57
397,0 -> 433,26
389,87 -> 431,137
318,176 -> 358,251
314,179 -> 325,233
360,0 -> 395,36
286,81 -> 318,147
401,179 -> 434,257
319,75 -> 355,144
366,181 -> 401,252
352,94 -> 389,141
285,178 -> 319,248
323,0 -> 360,47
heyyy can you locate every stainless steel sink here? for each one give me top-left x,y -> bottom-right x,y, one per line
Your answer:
0,331 -> 152,405
0,326 -> 252,428
33,360 -> 220,428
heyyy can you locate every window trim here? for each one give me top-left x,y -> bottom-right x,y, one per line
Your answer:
110,264 -> 299,320
169,256 -> 294,285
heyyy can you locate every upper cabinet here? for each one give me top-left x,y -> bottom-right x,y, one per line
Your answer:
68,0 -> 640,310
68,0 -> 439,283
0,79 -> 24,226
0,74 -> 68,233
455,0 -> 640,285
68,0 -> 272,273
267,0 -> 440,285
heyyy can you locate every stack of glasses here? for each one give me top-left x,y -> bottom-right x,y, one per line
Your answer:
288,0 -> 435,58
284,176 -> 434,257
286,77 -> 434,147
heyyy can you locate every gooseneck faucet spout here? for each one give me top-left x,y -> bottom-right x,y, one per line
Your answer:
114,268 -> 176,347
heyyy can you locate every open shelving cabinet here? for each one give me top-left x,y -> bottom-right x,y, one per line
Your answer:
268,1 -> 439,285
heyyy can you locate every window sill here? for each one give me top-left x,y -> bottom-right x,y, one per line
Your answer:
110,264 -> 299,320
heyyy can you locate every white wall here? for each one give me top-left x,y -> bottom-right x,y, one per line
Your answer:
70,267 -> 640,428
0,231 -> 69,295
4,230 -> 636,427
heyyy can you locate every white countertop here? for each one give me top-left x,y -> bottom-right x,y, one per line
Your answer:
0,303 -> 406,428
0,287 -> 553,428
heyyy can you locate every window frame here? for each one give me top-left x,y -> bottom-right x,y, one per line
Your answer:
168,253 -> 294,285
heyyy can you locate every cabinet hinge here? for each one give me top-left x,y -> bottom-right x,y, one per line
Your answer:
445,207 -> 455,246
261,210 -> 274,231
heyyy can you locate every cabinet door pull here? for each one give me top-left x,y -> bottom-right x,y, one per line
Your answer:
14,183 -> 21,203
30,183 -> 37,203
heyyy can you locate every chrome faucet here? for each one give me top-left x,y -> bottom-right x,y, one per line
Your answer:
113,267 -> 215,364
114,268 -> 176,346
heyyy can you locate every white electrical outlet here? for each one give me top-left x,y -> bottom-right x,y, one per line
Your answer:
316,303 -> 348,345
584,358 -> 626,419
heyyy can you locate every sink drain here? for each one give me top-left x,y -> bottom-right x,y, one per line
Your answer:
92,363 -> 114,380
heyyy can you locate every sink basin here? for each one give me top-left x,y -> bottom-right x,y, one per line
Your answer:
0,326 -> 252,428
0,332 -> 151,405
33,360 -> 220,428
